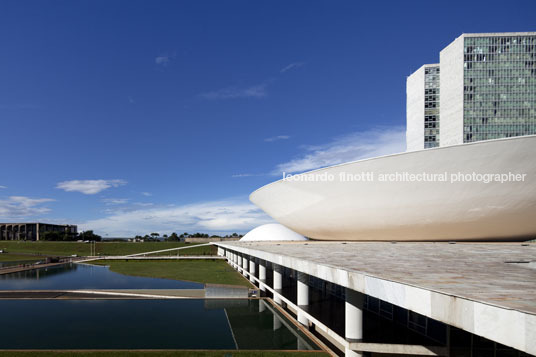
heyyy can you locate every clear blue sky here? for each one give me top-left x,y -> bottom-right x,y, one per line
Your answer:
1,0 -> 534,236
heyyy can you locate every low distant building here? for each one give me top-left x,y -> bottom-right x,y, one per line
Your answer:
0,223 -> 77,241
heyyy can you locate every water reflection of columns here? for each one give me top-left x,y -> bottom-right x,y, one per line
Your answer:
273,314 -> 282,330
297,338 -> 307,350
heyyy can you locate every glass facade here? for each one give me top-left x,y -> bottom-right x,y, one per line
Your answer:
463,35 -> 536,143
424,66 -> 440,148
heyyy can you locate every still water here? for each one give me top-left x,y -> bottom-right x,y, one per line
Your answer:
0,263 -> 203,290
0,299 -> 318,350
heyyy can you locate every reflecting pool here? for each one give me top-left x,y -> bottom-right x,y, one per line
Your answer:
0,299 -> 319,350
0,263 -> 203,290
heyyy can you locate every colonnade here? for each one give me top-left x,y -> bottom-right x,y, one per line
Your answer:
217,246 -> 364,357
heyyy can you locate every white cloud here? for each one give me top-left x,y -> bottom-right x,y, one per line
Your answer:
134,202 -> 154,207
0,196 -> 54,218
200,83 -> 268,99
273,126 -> 406,174
231,173 -> 265,178
141,192 -> 152,197
102,198 -> 129,205
265,135 -> 291,142
155,55 -> 170,66
280,62 -> 304,73
0,185 -> 6,189
56,179 -> 127,195
79,199 -> 273,236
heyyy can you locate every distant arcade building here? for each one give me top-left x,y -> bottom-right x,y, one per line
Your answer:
0,223 -> 78,241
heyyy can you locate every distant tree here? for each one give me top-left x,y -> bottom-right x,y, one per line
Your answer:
166,232 -> 180,241
78,230 -> 102,242
163,234 -> 168,239
41,231 -> 66,241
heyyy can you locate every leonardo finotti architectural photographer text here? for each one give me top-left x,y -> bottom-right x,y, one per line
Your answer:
282,171 -> 527,184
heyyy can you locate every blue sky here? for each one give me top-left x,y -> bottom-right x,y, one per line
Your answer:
1,0 -> 534,236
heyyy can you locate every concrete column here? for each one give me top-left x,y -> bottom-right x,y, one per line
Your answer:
273,264 -> 283,305
249,258 -> 256,283
217,247 -> 223,256
237,254 -> 243,273
259,261 -> 267,291
297,272 -> 309,326
345,288 -> 364,357
242,255 -> 249,276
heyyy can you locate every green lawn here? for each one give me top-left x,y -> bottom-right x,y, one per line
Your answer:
90,259 -> 253,287
0,242 -> 215,257
0,253 -> 42,262
0,352 -> 328,357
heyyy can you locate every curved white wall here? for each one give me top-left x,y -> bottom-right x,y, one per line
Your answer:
250,135 -> 536,241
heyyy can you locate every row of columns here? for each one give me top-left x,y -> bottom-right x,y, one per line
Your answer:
218,246 -> 363,357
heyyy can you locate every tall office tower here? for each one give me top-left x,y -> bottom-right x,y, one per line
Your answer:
407,32 -> 536,150
407,64 -> 440,151
441,32 -> 536,146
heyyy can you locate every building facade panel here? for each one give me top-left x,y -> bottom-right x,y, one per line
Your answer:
406,65 -> 425,151
439,35 -> 465,146
424,65 -> 441,148
462,34 -> 536,142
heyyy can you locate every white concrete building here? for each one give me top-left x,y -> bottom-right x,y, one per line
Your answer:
407,64 -> 440,151
407,32 -> 536,149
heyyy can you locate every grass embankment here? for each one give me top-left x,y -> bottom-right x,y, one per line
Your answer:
0,242 -> 216,257
91,259 -> 253,288
0,352 -> 328,357
0,254 -> 42,262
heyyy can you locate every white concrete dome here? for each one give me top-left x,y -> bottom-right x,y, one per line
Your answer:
240,223 -> 308,242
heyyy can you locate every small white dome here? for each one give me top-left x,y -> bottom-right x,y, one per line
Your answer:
240,223 -> 308,242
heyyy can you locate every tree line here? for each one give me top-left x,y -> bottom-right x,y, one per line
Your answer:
134,232 -> 242,242
41,230 -> 102,242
